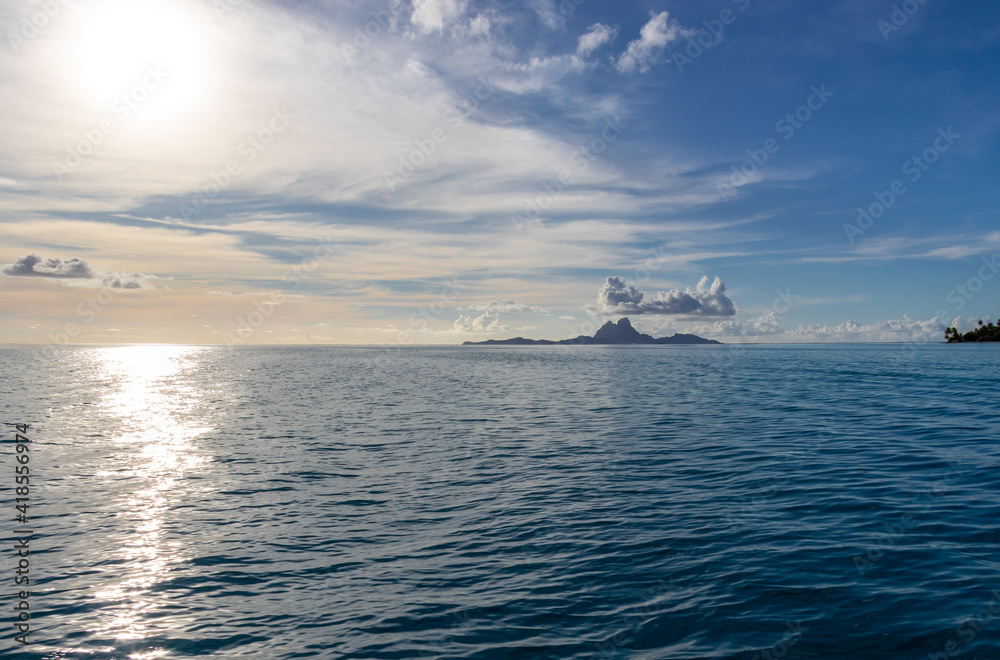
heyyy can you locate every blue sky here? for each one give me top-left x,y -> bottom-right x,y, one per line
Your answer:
0,0 -> 998,343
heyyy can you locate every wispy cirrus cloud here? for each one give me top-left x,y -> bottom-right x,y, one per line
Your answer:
463,300 -> 548,313
616,12 -> 689,74
0,0 -> 996,344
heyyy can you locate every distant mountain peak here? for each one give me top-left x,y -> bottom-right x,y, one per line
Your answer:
593,317 -> 648,343
462,317 -> 722,346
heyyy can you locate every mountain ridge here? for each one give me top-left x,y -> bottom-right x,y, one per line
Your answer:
462,317 -> 722,345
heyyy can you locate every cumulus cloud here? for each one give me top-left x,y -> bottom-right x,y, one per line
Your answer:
411,0 -> 467,33
947,315 -> 993,333
3,253 -> 95,279
594,275 -> 737,316
2,253 -> 157,289
464,300 -> 547,313
788,317 -> 947,343
746,311 -> 784,335
616,12 -> 688,74
689,315 -> 950,342
98,273 -> 155,289
685,311 -> 785,337
577,23 -> 617,56
453,311 -> 510,333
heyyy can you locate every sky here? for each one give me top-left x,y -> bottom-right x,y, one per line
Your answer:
1,0 -> 998,344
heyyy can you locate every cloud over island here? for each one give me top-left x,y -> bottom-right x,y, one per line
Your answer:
593,276 -> 737,317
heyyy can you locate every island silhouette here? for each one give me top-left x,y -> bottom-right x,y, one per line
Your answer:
462,317 -> 722,345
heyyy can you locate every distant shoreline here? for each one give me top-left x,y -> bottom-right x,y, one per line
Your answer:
462,317 -> 722,346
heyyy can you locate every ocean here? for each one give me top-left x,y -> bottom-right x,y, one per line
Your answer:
2,343 -> 999,659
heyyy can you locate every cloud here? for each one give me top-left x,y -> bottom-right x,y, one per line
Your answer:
787,317 -> 947,342
2,253 -> 95,279
594,275 -> 737,316
497,23 -> 620,94
453,311 -> 510,333
98,273 -> 156,290
747,311 -> 784,335
0,176 -> 17,187
685,311 -> 785,337
411,0 -> 468,33
528,0 -> 563,30
2,253 -> 156,289
616,12 -> 688,74
577,23 -> 617,56
668,312 -> 957,343
468,14 -> 490,37
690,315 -> 950,343
464,300 -> 547,313
948,315 -> 993,333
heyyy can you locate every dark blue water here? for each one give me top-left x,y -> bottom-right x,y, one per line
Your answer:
2,344 -> 999,659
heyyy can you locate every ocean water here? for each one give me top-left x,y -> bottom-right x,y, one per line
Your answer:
2,343 -> 1000,659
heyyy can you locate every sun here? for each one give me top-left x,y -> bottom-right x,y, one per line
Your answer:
68,0 -> 213,121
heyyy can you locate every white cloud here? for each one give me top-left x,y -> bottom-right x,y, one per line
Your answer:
949,315 -> 994,332
593,275 -> 737,316
616,12 -> 688,74
496,23 -> 620,94
787,317 -> 947,342
682,312 -> 957,343
684,311 -> 785,337
468,14 -> 491,37
689,315 -> 950,343
528,0 -> 563,30
453,311 -> 510,333
577,23 -> 617,56
411,0 -> 468,34
464,300 -> 547,313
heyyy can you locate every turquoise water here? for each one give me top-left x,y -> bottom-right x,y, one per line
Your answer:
2,344 -> 999,659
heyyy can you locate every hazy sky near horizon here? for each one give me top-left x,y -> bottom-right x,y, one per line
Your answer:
1,0 -> 998,344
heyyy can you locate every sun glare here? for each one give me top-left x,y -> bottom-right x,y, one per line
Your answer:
69,0 -> 213,122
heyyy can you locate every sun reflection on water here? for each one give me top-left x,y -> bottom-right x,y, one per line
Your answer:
87,345 -> 215,642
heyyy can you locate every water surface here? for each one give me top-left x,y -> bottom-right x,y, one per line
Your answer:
2,344 -> 999,659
